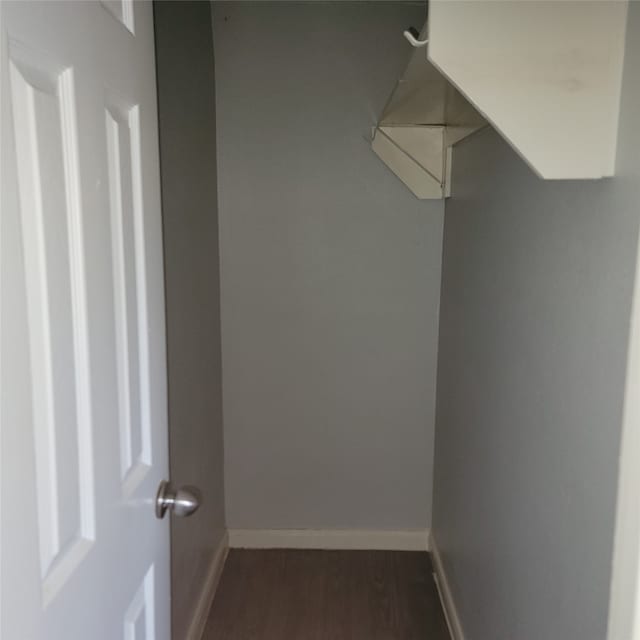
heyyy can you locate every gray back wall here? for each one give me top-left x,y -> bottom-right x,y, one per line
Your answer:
213,1 -> 443,531
154,3 -> 226,637
432,3 -> 640,638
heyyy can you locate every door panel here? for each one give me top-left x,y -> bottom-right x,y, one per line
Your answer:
1,2 -> 170,638
105,99 -> 153,495
124,566 -> 156,640
101,0 -> 135,35
9,42 -> 96,607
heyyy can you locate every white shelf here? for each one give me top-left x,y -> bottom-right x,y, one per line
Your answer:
427,0 -> 629,180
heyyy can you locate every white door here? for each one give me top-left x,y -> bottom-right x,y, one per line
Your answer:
1,1 -> 171,638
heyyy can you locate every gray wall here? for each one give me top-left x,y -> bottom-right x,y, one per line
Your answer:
213,1 -> 443,531
432,4 -> 640,639
153,3 -> 226,638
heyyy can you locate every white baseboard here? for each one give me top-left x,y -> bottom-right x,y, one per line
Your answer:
228,528 -> 430,551
186,530 -> 229,640
429,532 -> 465,640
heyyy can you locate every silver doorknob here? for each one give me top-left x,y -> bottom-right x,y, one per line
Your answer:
155,480 -> 201,519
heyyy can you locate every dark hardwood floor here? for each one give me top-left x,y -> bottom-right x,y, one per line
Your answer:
202,549 -> 451,640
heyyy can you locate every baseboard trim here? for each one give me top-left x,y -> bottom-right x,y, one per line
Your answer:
429,532 -> 465,640
228,528 -> 430,551
186,530 -> 229,640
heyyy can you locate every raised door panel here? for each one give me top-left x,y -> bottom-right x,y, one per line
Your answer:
105,99 -> 152,497
8,40 -> 96,608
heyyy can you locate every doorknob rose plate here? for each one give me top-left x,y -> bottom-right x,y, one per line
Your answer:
155,480 -> 202,519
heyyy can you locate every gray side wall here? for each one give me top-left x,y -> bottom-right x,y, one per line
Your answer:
153,3 -> 226,637
432,4 -> 640,638
213,1 -> 444,531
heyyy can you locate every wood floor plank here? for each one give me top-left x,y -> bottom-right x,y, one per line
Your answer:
202,549 -> 450,640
